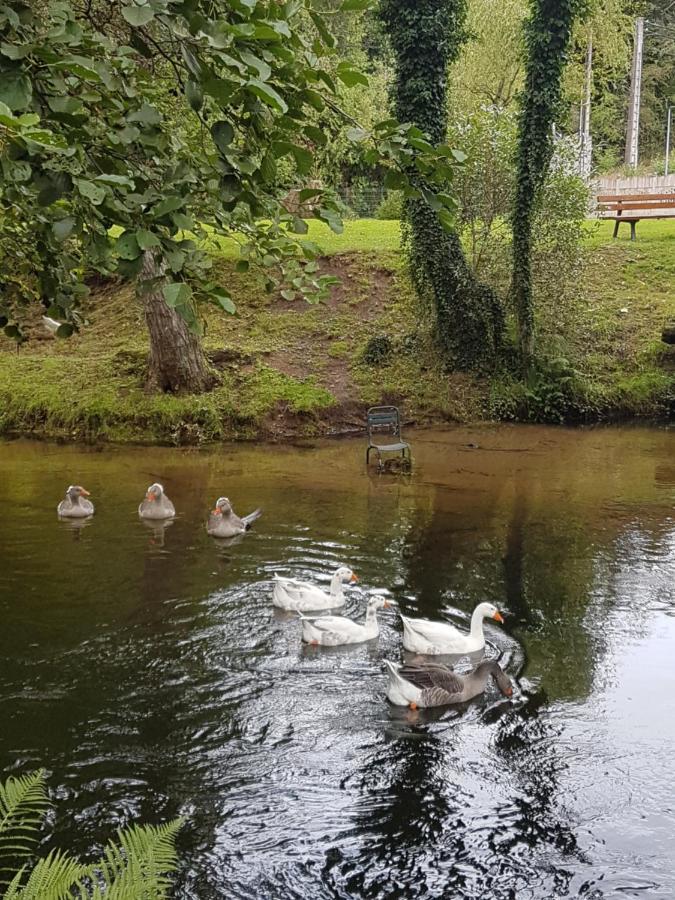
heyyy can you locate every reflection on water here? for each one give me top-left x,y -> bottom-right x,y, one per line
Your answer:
1,425 -> 674,898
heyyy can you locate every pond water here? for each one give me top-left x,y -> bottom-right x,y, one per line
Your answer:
1,425 -> 675,899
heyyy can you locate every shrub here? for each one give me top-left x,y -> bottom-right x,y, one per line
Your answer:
375,192 -> 403,220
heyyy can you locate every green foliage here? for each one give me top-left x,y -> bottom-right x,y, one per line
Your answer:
380,0 -> 504,370
0,0 -> 461,360
0,770 -> 182,899
511,0 -> 585,362
375,191 -> 403,220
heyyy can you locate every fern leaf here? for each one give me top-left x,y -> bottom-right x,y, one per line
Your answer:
0,770 -> 50,887
79,819 -> 183,900
4,848 -> 87,899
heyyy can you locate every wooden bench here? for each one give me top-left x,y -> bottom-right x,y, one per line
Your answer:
597,192 -> 675,240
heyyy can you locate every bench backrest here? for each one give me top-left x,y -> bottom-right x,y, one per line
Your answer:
367,405 -> 402,440
597,192 -> 675,216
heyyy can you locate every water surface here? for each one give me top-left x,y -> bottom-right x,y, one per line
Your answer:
1,425 -> 674,898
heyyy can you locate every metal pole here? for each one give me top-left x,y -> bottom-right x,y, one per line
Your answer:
666,104 -> 672,177
625,17 -> 644,168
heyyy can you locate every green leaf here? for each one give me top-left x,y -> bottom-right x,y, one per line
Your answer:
152,195 -> 184,218
23,129 -> 67,149
96,173 -> 135,188
291,216 -> 308,234
121,4 -> 155,26
290,144 -> 312,175
0,71 -> 32,110
316,207 -> 343,234
246,79 -> 287,113
240,50 -> 271,81
210,120 -> 234,153
185,79 -> 203,112
203,77 -> 238,106
52,217 -> 76,241
51,57 -> 102,81
163,282 -> 192,307
116,230 -> 141,259
336,63 -> 368,88
340,0 -> 375,8
172,212 -> 194,230
210,287 -> 235,313
235,259 -> 249,273
308,10 -> 336,49
75,179 -> 106,204
1,41 -> 31,59
383,169 -> 405,190
56,322 -> 75,337
136,229 -> 161,250
451,148 -> 467,163
298,187 -> 323,202
303,124 -> 327,146
128,102 -> 161,125
300,89 -> 324,111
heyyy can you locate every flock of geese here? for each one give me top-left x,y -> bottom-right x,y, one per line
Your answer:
57,482 -> 514,710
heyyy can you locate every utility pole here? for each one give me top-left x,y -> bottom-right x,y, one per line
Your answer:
579,33 -> 593,179
625,17 -> 644,168
666,104 -> 672,177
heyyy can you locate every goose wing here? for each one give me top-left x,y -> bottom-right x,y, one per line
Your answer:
402,616 -> 463,642
398,663 -> 464,695
242,508 -> 262,529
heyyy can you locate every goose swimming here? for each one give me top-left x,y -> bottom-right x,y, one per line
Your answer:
138,483 -> 175,520
57,485 -> 94,518
385,658 -> 513,708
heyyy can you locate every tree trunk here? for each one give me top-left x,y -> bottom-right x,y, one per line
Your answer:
139,251 -> 216,394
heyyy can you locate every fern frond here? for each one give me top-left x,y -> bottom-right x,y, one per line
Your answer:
79,819 -> 183,900
4,847 -> 87,900
0,770 -> 50,886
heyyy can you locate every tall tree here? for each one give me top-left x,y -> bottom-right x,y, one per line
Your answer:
381,0 -> 504,370
0,0 -> 460,393
511,0 -> 585,362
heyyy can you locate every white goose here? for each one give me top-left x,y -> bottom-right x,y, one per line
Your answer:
272,566 -> 358,611
300,596 -> 391,646
400,602 -> 504,655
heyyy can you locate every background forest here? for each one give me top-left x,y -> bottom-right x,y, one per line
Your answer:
0,0 -> 674,444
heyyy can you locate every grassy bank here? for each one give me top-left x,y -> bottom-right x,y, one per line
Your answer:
0,219 -> 673,444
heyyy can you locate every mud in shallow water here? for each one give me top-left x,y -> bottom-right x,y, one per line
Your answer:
1,424 -> 674,898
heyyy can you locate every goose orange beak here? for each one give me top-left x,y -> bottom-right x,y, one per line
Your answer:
493,611 -> 504,623
212,508 -> 221,515
80,488 -> 91,496
383,600 -> 391,608
350,574 -> 359,583
146,492 -> 155,501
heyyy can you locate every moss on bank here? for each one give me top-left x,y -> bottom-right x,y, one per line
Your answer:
0,220 -> 673,444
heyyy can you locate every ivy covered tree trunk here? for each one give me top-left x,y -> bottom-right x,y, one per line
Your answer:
139,251 -> 215,394
381,0 -> 504,369
512,0 -> 582,364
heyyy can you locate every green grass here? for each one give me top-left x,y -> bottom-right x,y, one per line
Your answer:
0,218 -> 673,443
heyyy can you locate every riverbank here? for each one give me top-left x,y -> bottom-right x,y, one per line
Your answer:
0,219 -> 673,444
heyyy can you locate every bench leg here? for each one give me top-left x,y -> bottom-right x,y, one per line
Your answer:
630,221 -> 636,241
613,220 -> 619,239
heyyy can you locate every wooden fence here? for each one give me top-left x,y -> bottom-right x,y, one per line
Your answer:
593,174 -> 675,195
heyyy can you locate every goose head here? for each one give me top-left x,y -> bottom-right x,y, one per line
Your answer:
66,484 -> 90,502
367,596 -> 391,611
145,483 -> 165,503
213,496 -> 232,516
473,660 -> 513,697
335,566 -> 359,584
475,601 -> 504,624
